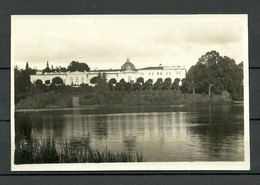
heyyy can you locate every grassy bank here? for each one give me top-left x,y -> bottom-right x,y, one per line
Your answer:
16,90 -> 233,109
81,90 -> 232,106
16,91 -> 73,109
15,138 -> 143,164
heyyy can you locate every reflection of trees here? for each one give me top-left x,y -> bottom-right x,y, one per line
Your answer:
15,113 -> 32,142
16,112 -> 68,144
187,105 -> 244,160
123,136 -> 137,152
34,113 -> 66,139
93,115 -> 108,140
50,114 -> 66,138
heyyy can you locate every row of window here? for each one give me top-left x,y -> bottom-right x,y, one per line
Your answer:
142,71 -> 182,76
70,77 -> 85,84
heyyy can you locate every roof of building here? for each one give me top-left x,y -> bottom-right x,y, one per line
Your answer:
139,66 -> 186,70
32,72 -> 68,76
121,58 -> 137,71
122,61 -> 134,67
139,67 -> 164,70
68,70 -> 87,74
90,69 -> 121,72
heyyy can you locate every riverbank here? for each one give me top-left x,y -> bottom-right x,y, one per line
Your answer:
15,104 -> 189,112
15,102 -> 244,113
15,90 -> 235,110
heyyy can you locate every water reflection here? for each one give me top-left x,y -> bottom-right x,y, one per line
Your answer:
15,104 -> 244,162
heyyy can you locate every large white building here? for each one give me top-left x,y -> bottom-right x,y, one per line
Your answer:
30,58 -> 187,86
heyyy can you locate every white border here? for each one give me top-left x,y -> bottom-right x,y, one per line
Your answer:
11,14 -> 250,171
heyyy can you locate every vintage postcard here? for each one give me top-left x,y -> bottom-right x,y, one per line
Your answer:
11,15 -> 249,171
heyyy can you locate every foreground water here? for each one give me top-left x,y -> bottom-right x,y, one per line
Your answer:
15,104 -> 244,162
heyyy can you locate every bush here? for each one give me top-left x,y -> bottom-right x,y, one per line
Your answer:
16,91 -> 72,109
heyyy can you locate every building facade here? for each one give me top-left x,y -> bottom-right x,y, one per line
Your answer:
30,58 -> 187,86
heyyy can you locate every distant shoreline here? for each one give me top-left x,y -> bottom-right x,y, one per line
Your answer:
15,102 -> 243,113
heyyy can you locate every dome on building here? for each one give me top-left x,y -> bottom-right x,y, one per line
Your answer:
121,58 -> 136,71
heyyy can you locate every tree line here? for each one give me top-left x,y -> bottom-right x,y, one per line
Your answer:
42,61 -> 90,73
181,51 -> 243,100
90,76 -> 181,91
14,50 -> 244,105
88,50 -> 243,100
14,61 -> 89,103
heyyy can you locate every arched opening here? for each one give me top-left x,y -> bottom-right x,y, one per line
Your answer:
70,77 -> 73,85
81,77 -> 85,84
75,77 -> 79,85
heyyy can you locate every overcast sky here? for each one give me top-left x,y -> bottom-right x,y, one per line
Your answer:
12,15 -> 247,71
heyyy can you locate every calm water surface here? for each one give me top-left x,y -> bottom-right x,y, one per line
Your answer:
15,104 -> 244,162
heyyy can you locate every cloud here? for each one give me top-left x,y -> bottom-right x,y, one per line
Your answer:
151,21 -> 242,47
12,15 -> 246,70
183,22 -> 242,45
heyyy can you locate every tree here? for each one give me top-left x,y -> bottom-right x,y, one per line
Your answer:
95,73 -> 108,90
52,77 -> 63,85
108,78 -> 117,91
144,79 -> 153,90
153,78 -> 163,90
133,82 -> 141,91
180,78 -> 189,93
42,61 -> 52,73
115,83 -> 122,91
45,80 -> 51,85
14,65 -> 36,103
25,62 -> 29,70
109,78 -> 117,84
185,50 -> 244,99
67,61 -> 90,72
198,50 -> 221,66
163,78 -> 172,90
136,77 -> 144,85
59,67 -> 67,72
120,79 -> 126,84
125,82 -> 132,91
35,79 -> 43,87
119,79 -> 126,90
90,76 -> 98,85
93,73 -> 109,104
171,78 -> 180,90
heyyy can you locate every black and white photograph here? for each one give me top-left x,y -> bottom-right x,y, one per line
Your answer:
11,15 -> 249,171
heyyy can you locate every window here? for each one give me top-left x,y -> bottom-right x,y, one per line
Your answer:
149,72 -> 150,75
75,77 -> 79,84
157,72 -> 159,75
81,77 -> 84,84
166,72 -> 168,75
169,72 -> 171,75
152,72 -> 154,75
70,77 -> 73,84
160,72 -> 162,75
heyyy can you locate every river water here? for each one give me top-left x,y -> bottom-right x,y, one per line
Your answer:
15,104 -> 244,162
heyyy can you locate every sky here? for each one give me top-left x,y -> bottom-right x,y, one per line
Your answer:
11,15 -> 248,71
